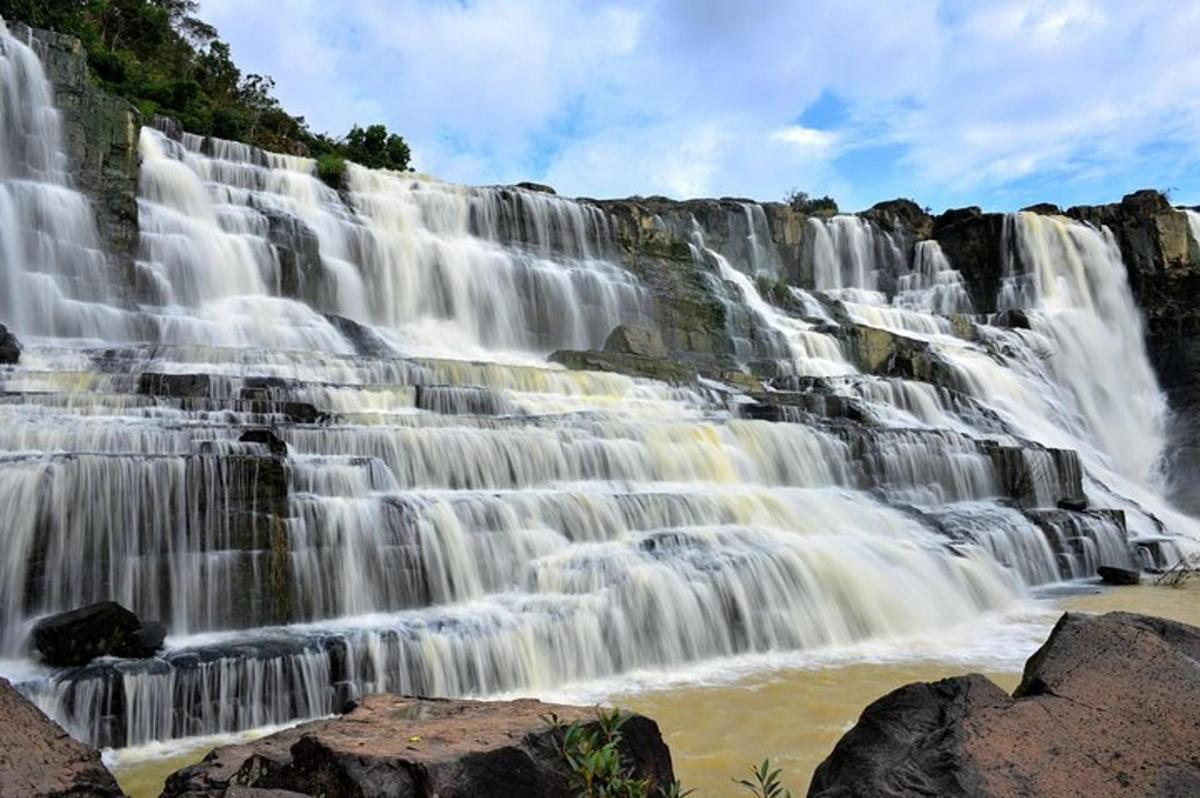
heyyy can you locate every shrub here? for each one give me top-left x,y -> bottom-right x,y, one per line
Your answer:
316,153 -> 347,189
543,709 -> 690,798
785,189 -> 839,215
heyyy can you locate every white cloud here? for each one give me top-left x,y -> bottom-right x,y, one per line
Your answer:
197,0 -> 1200,209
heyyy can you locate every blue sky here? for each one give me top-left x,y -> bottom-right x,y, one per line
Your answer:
197,0 -> 1200,212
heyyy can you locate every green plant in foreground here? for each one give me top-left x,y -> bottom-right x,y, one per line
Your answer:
735,759 -> 792,798
544,709 -> 691,798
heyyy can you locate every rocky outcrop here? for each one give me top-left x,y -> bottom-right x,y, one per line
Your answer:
0,676 -> 123,797
809,611 -> 1200,797
0,324 -> 20,364
162,694 -> 674,798
19,24 -> 141,278
931,206 -> 1009,313
32,600 -> 165,666
604,323 -> 668,359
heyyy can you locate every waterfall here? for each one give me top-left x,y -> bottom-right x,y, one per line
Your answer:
135,127 -> 649,355
0,21 -> 130,340
997,213 -> 1166,486
0,23 -> 1196,753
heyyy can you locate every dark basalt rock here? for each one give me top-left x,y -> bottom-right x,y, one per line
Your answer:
0,676 -> 123,797
162,694 -> 674,798
809,611 -> 1200,797
32,600 -> 165,667
604,323 -> 668,359
240,428 -> 289,457
0,324 -> 20,364
990,308 -> 1032,329
1097,565 -> 1141,585
1056,496 -> 1088,511
932,206 -> 1010,314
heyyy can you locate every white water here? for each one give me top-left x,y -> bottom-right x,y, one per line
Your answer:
0,20 -> 1195,755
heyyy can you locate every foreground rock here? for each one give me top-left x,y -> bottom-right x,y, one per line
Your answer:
809,611 -> 1200,797
33,601 -> 165,667
163,694 -> 674,797
0,677 -> 123,797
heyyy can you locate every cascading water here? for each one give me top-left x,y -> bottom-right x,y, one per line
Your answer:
0,21 -> 129,340
0,22 -> 1196,757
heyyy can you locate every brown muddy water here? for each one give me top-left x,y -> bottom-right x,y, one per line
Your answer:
110,582 -> 1200,797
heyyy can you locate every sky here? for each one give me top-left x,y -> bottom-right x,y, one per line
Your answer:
197,0 -> 1200,213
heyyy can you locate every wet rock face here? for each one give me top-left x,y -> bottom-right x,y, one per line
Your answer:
809,611 -> 1200,798
0,677 -> 123,797
931,206 -> 1009,314
162,694 -> 675,798
32,600 -> 165,666
18,24 -> 141,282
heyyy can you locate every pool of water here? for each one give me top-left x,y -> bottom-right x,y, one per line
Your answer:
110,581 -> 1200,797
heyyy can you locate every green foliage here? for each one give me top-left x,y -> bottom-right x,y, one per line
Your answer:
0,0 -> 412,168
316,152 -> 347,189
343,123 -> 411,171
543,709 -> 690,798
735,759 -> 792,798
785,189 -> 839,215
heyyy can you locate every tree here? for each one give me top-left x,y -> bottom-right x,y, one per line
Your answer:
343,123 -> 411,171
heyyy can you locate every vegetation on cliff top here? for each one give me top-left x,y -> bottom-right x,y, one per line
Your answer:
1,0 -> 410,175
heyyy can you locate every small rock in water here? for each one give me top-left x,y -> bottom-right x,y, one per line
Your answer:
239,428 -> 289,457
1097,565 -> 1141,585
992,308 -> 1032,329
32,601 -> 166,667
0,324 -> 20,364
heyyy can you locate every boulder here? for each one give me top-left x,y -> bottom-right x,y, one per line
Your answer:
0,324 -> 20,364
32,600 -> 165,667
1056,496 -> 1088,511
0,676 -> 123,797
162,694 -> 674,798
990,308 -> 1032,330
809,611 -> 1200,797
604,323 -> 668,359
1097,565 -> 1141,585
